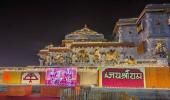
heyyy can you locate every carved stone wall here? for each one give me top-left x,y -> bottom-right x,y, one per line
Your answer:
118,25 -> 139,44
147,38 -> 170,59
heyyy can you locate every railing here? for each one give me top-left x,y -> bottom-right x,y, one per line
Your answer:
61,88 -> 139,100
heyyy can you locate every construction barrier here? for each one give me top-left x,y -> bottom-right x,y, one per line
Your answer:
145,67 -> 170,88
7,85 -> 32,96
78,71 -> 98,86
40,72 -> 45,84
40,86 -> 65,97
0,71 -> 3,84
1,67 -> 170,95
3,71 -> 21,84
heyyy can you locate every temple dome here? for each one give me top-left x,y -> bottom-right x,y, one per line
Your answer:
65,25 -> 105,41
70,24 -> 100,35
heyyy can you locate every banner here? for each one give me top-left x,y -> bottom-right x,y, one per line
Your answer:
46,68 -> 77,87
102,68 -> 145,88
21,72 -> 40,84
3,71 -> 21,84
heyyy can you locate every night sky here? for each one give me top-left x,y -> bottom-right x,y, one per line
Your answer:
0,0 -> 169,66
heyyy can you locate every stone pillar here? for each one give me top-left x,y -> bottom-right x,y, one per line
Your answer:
39,59 -> 44,66
118,27 -> 123,42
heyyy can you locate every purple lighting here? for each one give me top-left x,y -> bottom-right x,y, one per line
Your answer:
45,67 -> 77,87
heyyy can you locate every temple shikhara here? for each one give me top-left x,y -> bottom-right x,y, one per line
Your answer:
0,4 -> 170,99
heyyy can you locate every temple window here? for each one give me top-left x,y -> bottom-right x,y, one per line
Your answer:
137,41 -> 146,54
129,31 -> 132,34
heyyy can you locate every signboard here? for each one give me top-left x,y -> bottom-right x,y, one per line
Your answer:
102,68 -> 145,88
21,72 -> 40,84
46,68 -> 77,87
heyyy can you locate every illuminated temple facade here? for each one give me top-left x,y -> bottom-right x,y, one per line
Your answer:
0,4 -> 170,98
38,4 -> 170,67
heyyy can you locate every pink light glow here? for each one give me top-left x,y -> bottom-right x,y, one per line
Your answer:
46,67 -> 77,87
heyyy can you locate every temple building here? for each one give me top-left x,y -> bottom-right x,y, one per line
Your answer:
38,24 -> 136,67
0,4 -> 170,99
38,4 -> 170,67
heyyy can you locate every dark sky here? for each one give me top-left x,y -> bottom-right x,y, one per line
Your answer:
0,0 -> 169,66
